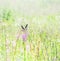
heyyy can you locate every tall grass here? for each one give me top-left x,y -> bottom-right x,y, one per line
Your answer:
0,10 -> 60,61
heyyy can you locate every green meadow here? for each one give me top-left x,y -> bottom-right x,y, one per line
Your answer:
0,0 -> 60,61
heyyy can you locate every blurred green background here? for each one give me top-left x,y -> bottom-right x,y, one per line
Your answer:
0,0 -> 60,61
